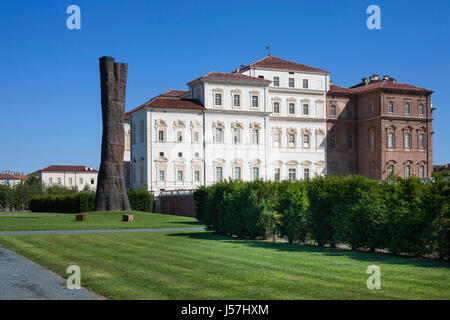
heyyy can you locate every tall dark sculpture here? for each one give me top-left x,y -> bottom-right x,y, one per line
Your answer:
94,56 -> 131,211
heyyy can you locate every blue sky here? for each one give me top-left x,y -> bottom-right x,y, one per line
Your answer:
1,0 -> 449,173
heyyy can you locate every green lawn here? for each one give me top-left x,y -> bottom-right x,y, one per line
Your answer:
0,231 -> 448,299
0,211 -> 202,231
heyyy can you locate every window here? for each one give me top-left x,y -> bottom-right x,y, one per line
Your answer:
288,134 -> 295,148
330,134 -> 336,149
139,121 -> 145,143
405,102 -> 410,115
140,166 -> 144,183
388,165 -> 394,176
159,152 -> 164,157
369,167 -> 374,179
419,103 -> 424,116
57,177 -> 62,185
215,128 -> 223,143
194,131 -> 199,142
419,133 -> 425,149
289,78 -> 294,88
405,165 -> 411,178
158,130 -> 164,142
273,132 -> 280,146
79,178 -> 83,185
388,132 -> 394,148
194,171 -> 200,182
233,129 -> 241,144
178,152 -> 182,157
49,178 -> 53,184
304,168 -> 310,180
330,105 -> 336,117
405,133 -> 411,149
303,134 -> 310,148
273,77 -> 279,86
274,168 -> 280,181
176,131 -> 183,142
388,101 -> 394,113
347,106 -> 353,117
273,101 -> 280,114
252,167 -> 259,180
288,168 -> 296,181
215,167 -> 223,181
159,170 -> 165,181
252,95 -> 259,108
369,132 -> 375,149
68,178 -> 72,185
234,167 -> 241,181
348,135 -> 353,150
194,152 -> 199,158
233,94 -> 240,107
132,124 -> 136,145
177,170 -> 183,181
215,93 -> 222,106
303,104 -> 309,115
91,178 -> 95,185
331,167 -> 337,176
419,165 -> 425,178
252,129 -> 259,144
369,103 -> 374,116
303,79 -> 308,89
289,103 -> 295,115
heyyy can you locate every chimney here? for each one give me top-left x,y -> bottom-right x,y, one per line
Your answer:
383,75 -> 390,80
370,74 -> 379,81
361,78 -> 368,85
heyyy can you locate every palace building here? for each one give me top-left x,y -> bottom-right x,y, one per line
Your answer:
125,56 -> 434,193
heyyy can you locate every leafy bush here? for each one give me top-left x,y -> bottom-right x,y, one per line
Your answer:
127,189 -> 154,212
29,192 -> 95,213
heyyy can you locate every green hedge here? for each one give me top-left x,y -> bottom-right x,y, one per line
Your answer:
193,173 -> 450,260
30,189 -> 154,213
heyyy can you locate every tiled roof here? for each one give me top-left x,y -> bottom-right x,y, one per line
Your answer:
328,84 -> 355,94
160,89 -> 189,97
236,55 -> 330,74
351,80 -> 433,93
0,174 -> 27,180
187,72 -> 272,85
128,95 -> 204,114
433,164 -> 450,172
31,165 -> 98,175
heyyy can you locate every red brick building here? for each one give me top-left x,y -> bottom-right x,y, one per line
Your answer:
327,75 -> 434,179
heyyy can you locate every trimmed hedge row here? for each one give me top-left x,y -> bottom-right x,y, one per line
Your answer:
30,189 -> 154,213
193,173 -> 450,259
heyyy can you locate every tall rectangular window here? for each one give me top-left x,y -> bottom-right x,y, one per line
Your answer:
330,134 -> 336,149
252,129 -> 259,144
194,131 -> 199,142
252,95 -> 259,108
215,167 -> 223,181
303,104 -> 309,115
274,168 -> 280,181
419,133 -> 424,148
388,132 -> 394,148
233,129 -> 241,144
159,170 -> 165,181
419,165 -> 425,178
177,131 -> 183,142
369,104 -> 374,116
288,168 -> 296,181
419,103 -> 424,116
405,165 -> 411,178
273,102 -> 280,114
289,103 -> 295,115
288,134 -> 295,147
79,178 -> 83,185
405,102 -> 411,115
388,165 -> 394,176
194,171 -> 200,182
158,130 -> 164,142
289,78 -> 294,88
57,177 -> 61,185
177,170 -> 183,181
303,79 -> 308,89
215,93 -> 222,106
273,77 -> 279,86
68,178 -> 72,185
369,132 -> 375,149
304,168 -> 310,180
215,128 -> 223,143
405,133 -> 411,149
369,167 -> 374,179
49,178 -> 53,184
234,167 -> 241,181
348,135 -> 353,150
252,167 -> 259,180
233,94 -> 240,107
388,101 -> 394,113
303,134 -> 309,148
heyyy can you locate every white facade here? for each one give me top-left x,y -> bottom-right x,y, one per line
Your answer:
128,56 -> 328,194
35,166 -> 98,191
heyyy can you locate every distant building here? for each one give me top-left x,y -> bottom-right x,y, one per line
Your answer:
30,165 -> 98,190
123,114 -> 131,190
433,164 -> 449,173
0,171 -> 27,186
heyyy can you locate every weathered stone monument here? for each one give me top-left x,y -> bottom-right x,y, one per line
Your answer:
94,56 -> 131,211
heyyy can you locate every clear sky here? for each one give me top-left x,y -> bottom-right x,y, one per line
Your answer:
1,0 -> 449,174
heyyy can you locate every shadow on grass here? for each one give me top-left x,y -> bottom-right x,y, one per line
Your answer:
166,231 -> 450,269
167,221 -> 203,226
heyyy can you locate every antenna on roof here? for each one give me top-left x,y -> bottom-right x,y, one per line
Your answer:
265,46 -> 271,56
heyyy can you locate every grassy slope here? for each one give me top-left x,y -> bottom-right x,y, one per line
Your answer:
0,211 -> 202,231
0,231 -> 448,300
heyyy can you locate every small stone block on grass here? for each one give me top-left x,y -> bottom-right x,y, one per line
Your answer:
75,215 -> 86,222
123,214 -> 134,222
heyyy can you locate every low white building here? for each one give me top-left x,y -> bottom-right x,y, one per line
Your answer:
31,165 -> 98,191
0,172 -> 27,186
127,55 -> 329,194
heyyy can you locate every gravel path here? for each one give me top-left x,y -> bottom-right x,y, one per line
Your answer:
0,246 -> 102,300
0,226 -> 204,236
